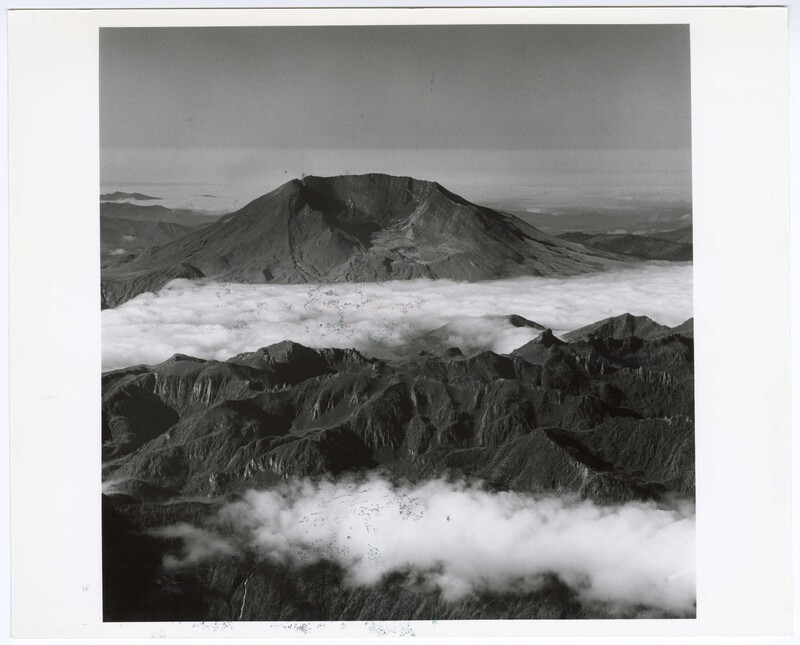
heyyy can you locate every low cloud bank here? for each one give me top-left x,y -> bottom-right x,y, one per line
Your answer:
153,476 -> 695,615
102,263 -> 692,370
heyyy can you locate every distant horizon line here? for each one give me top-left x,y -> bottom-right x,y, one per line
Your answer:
99,177 -> 693,197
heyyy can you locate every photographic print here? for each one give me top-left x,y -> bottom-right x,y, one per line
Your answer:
99,23 -> 695,622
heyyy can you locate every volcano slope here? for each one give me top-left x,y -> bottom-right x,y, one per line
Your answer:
102,313 -> 694,621
100,174 -> 626,308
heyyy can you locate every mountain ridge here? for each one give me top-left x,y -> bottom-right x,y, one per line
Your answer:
561,313 -> 679,343
102,312 -> 695,621
103,311 -> 694,500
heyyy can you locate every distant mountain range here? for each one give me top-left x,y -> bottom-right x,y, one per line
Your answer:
100,201 -> 218,227
103,311 -> 694,621
101,191 -> 161,202
101,216 -> 198,255
557,232 -> 692,261
504,205 -> 692,238
100,174 -> 627,308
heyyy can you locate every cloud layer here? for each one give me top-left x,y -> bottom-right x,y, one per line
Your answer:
154,476 -> 695,615
102,262 -> 692,370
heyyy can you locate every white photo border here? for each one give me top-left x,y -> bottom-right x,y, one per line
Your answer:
6,5 -> 793,642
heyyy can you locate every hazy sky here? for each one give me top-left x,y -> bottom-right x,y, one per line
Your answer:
100,25 -> 691,203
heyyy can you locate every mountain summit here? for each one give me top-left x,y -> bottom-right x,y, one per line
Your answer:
102,174 -> 625,307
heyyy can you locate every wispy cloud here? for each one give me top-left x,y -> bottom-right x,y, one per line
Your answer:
153,476 -> 695,615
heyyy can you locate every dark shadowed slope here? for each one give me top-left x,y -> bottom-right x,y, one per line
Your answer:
669,318 -> 694,337
101,174 -> 628,308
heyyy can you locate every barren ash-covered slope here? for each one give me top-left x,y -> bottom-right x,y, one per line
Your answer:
101,174 -> 626,307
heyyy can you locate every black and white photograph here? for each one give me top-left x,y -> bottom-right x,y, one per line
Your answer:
6,3 -> 796,641
98,23 -> 697,622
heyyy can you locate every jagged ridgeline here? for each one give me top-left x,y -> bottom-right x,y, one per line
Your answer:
103,314 -> 695,621
100,174 -> 626,308
103,314 -> 694,498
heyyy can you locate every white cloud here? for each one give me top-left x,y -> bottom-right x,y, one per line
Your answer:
108,248 -> 128,256
102,263 -> 692,370
153,476 -> 695,615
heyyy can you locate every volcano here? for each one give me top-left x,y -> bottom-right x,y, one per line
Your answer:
101,174 -> 626,308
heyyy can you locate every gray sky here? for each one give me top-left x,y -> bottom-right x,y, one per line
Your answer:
100,24 -> 691,203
